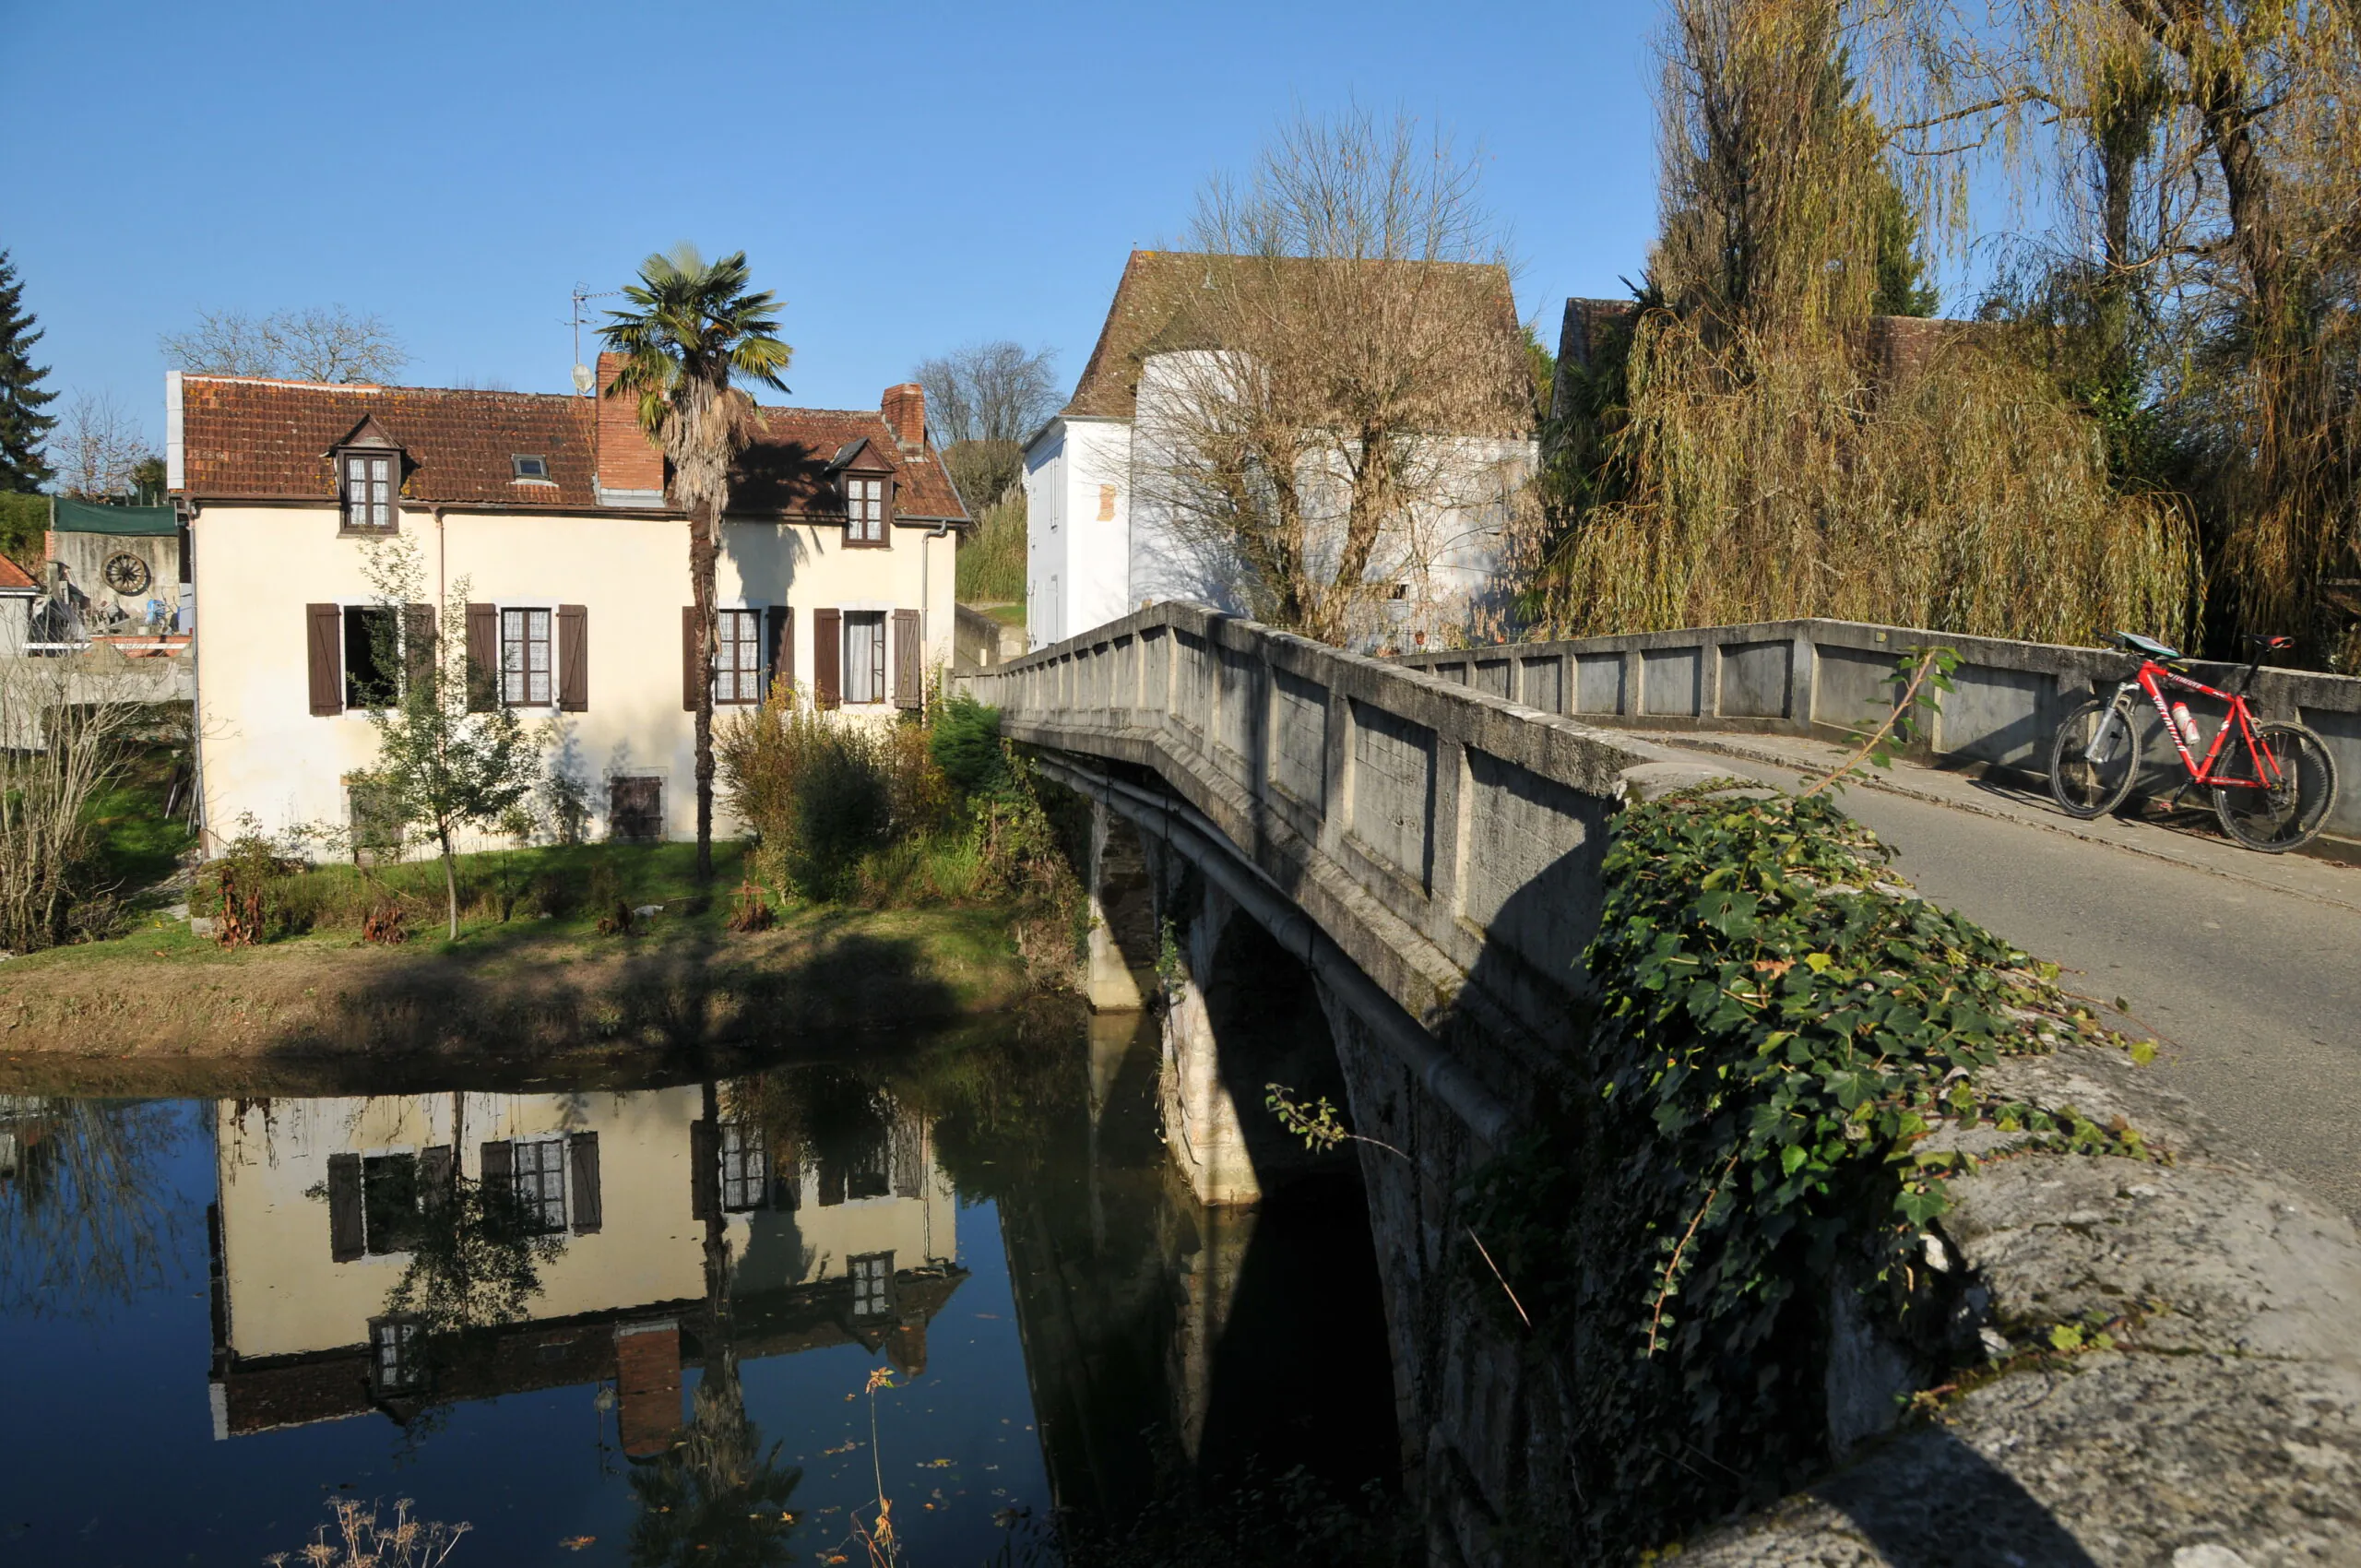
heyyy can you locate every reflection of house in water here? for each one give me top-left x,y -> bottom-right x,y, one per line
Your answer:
207,1082 -> 964,1453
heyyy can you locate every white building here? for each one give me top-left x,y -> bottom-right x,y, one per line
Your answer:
1022,250 -> 1538,652
172,360 -> 968,852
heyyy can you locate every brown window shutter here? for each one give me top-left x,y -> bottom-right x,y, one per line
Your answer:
813,608 -> 841,708
765,606 -> 793,701
480,1138 -> 515,1214
401,603 -> 437,695
419,1144 -> 455,1210
689,1120 -> 718,1220
326,1151 -> 364,1260
892,609 -> 921,709
306,604 -> 343,716
682,607 -> 699,712
464,602 -> 497,712
558,604 -> 588,712
568,1132 -> 602,1234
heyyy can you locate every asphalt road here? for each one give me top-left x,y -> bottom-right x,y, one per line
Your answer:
1659,742 -> 2361,1223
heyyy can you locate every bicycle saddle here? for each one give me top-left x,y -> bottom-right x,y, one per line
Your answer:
2244,634 -> 2295,653
2114,631 -> 2183,661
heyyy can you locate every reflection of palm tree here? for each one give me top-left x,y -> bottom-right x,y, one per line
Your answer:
627,1082 -> 802,1568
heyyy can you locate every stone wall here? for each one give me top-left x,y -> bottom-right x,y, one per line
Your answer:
1677,1033 -> 2361,1566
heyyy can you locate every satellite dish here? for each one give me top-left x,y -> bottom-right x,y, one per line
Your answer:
572,362 -> 595,395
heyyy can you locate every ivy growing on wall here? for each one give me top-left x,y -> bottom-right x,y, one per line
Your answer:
1463,785 -> 2156,1560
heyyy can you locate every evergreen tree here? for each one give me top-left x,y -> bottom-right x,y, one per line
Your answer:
0,252 -> 58,492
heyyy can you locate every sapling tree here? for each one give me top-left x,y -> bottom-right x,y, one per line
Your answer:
350,540 -> 540,940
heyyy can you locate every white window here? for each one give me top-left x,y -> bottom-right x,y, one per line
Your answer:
715,609 -> 764,705
846,476 -> 885,544
844,612 -> 886,703
510,1137 -> 567,1233
502,608 -> 552,707
850,1252 -> 894,1319
340,450 -> 397,532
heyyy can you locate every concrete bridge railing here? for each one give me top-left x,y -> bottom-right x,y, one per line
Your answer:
957,600 -> 1719,1090
1393,616 -> 2361,851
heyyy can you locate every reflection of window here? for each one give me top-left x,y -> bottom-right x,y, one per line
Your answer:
843,612 -> 885,704
850,1252 -> 894,1319
719,1123 -> 799,1212
715,610 -> 764,705
501,608 -> 553,707
362,1153 -> 421,1255
344,606 -> 398,708
511,1137 -> 567,1232
372,1316 -> 423,1394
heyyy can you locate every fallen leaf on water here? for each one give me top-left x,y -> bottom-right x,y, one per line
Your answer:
973,1312 -> 1001,1319
558,1538 -> 595,1552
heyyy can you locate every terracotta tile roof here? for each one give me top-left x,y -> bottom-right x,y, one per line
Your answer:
1061,248 -> 1527,424
0,553 -> 34,591
178,376 -> 968,523
736,405 -> 969,521
181,376 -> 600,505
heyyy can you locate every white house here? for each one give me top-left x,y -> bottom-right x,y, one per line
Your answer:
208,1083 -> 964,1447
172,358 -> 968,853
1023,249 -> 1539,652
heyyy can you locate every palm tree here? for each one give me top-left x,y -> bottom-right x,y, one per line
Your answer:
600,247 -> 793,878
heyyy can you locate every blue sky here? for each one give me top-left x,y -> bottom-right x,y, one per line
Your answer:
4,0 -> 1669,449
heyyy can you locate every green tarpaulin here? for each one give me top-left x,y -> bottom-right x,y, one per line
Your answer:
51,496 -> 178,536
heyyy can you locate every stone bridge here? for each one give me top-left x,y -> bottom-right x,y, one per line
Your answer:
957,600 -> 1734,1557
958,603 -> 2361,1565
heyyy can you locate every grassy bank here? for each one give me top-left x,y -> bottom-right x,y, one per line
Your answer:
2,838 -> 1045,1064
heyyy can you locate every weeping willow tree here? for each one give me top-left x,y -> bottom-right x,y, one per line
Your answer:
1537,0 -> 2200,647
1853,0 -> 2361,668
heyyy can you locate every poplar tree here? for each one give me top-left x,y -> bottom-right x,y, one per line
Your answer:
0,252 -> 59,492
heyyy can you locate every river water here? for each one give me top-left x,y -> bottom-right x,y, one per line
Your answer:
0,1012 -> 1401,1566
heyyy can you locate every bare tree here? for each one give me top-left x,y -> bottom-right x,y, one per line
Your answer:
1132,109 -> 1535,647
0,653 -> 149,949
160,305 -> 409,384
912,340 -> 1060,446
46,392 -> 155,500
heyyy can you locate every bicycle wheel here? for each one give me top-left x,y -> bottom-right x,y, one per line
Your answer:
2212,721 -> 2338,852
2050,699 -> 2141,818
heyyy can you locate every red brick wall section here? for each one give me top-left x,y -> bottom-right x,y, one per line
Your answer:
614,1323 -> 683,1458
881,383 -> 927,453
596,353 -> 667,496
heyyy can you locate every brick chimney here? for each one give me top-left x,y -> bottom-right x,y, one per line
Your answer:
612,1322 -> 682,1459
881,383 -> 927,454
595,351 -> 667,502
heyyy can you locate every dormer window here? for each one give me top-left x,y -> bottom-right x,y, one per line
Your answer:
331,417 -> 404,535
846,475 -> 887,546
338,448 -> 397,533
511,455 -> 551,482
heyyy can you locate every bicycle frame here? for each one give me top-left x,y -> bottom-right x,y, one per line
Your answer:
2094,659 -> 2284,791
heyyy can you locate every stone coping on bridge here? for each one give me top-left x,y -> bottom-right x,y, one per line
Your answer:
956,600 -> 1732,1080
1394,617 -> 2361,851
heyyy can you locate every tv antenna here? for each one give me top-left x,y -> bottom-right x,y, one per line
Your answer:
567,283 -> 623,395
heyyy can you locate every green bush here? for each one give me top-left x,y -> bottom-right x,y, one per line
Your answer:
929,693 -> 1008,795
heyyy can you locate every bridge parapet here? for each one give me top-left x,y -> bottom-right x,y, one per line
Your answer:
959,601 -> 1720,1079
1394,616 -> 2361,851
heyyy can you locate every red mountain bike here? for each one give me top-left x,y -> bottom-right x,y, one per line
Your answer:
2048,632 -> 2339,853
